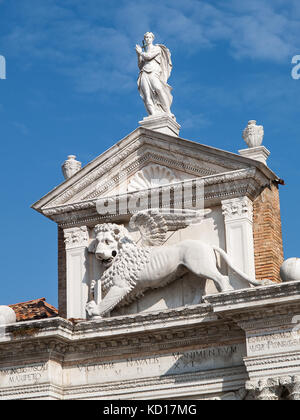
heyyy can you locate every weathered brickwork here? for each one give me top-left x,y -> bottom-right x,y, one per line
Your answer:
253,182 -> 284,283
58,226 -> 67,318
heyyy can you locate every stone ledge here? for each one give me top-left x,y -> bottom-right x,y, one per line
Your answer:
2,303 -> 214,343
2,285 -> 300,400
204,281 -> 300,316
5,282 -> 300,345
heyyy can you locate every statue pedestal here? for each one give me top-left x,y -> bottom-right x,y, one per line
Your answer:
139,114 -> 181,137
239,146 -> 270,166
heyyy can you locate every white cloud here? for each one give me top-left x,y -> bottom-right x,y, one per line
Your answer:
180,111 -> 211,130
0,0 -> 298,93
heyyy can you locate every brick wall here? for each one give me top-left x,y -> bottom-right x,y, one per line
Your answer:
253,182 -> 284,283
58,226 -> 67,318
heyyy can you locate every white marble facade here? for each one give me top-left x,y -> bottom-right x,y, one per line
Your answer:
0,30 -> 296,399
0,124 -> 293,401
1,282 -> 300,400
31,126 -> 279,320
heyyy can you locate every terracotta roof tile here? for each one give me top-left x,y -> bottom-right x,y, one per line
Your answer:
9,298 -> 58,322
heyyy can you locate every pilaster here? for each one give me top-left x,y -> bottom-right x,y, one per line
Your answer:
63,226 -> 89,319
221,197 -> 255,287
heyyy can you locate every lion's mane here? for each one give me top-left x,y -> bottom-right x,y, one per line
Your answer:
98,224 -> 151,306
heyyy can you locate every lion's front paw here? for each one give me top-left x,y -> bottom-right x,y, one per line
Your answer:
86,300 -> 101,318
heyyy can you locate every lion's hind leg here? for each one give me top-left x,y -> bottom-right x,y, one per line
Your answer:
205,272 -> 233,293
183,243 -> 233,293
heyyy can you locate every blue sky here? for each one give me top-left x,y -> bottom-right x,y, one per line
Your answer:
0,0 -> 299,306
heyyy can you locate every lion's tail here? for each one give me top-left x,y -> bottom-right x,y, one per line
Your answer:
213,246 -> 262,287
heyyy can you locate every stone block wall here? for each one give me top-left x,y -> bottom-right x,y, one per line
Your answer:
253,182 -> 284,283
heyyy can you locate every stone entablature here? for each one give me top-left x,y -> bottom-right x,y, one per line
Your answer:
1,282 -> 300,400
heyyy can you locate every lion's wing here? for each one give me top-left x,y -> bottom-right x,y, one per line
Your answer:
129,209 -> 211,246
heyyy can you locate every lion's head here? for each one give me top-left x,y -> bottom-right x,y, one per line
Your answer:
88,223 -> 133,268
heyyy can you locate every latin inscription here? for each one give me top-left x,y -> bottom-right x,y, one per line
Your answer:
0,363 -> 48,385
75,345 -> 241,381
248,331 -> 300,355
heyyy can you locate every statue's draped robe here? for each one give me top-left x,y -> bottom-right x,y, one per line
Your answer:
137,44 -> 173,114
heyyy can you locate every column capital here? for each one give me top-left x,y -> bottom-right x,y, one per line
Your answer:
64,226 -> 89,250
280,376 -> 300,400
246,376 -> 300,400
246,378 -> 281,400
221,196 -> 253,222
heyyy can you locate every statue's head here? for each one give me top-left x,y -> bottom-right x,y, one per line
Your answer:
144,32 -> 155,45
88,223 -> 132,268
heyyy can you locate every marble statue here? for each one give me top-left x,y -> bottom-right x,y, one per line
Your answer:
136,32 -> 173,117
86,210 -> 269,318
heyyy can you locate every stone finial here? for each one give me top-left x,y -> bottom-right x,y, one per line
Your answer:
242,120 -> 264,148
240,120 -> 269,165
280,258 -> 300,282
62,155 -> 82,180
0,306 -> 16,328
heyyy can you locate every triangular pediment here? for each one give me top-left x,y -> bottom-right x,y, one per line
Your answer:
32,127 -> 278,224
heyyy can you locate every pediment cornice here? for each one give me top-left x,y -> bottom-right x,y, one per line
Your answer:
32,128 -> 280,224
41,167 -> 270,228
